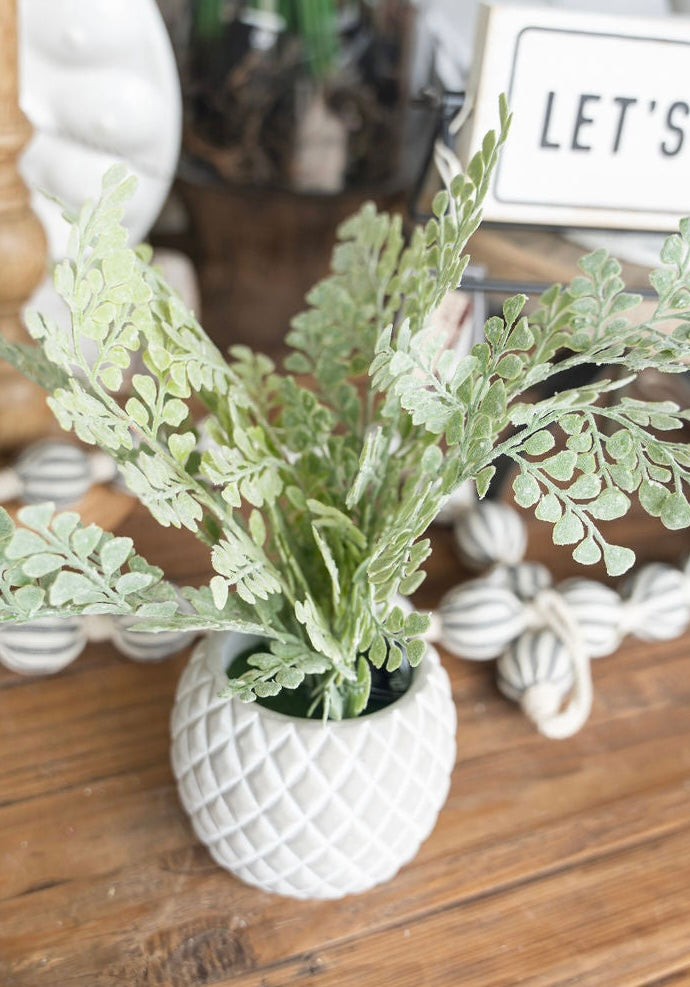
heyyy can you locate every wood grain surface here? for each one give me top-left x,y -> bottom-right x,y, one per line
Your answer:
1,503 -> 689,987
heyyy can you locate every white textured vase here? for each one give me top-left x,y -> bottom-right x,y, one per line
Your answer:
170,632 -> 457,900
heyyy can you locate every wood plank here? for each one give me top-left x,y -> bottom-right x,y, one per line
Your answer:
2,684 -> 687,903
223,825 -> 690,987
4,809 -> 688,986
1,639 -> 688,984
467,227 -> 652,293
1,505 -> 689,985
647,973 -> 690,987
0,648 -> 193,805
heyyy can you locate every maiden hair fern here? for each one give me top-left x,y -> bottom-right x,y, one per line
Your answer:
1,96 -> 690,715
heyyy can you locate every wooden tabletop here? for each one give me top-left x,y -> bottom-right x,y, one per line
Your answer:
1,500 -> 689,987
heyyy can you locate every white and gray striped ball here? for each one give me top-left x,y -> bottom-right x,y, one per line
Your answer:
557,578 -> 623,658
621,563 -> 690,642
497,628 -> 574,706
0,617 -> 87,675
489,561 -> 553,601
453,501 -> 527,570
111,617 -> 196,662
15,439 -> 91,507
439,579 -> 526,661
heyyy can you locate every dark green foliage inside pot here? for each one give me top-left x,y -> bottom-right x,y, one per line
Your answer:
228,639 -> 412,719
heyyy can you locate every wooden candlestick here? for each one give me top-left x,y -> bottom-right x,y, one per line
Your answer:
0,0 -> 53,449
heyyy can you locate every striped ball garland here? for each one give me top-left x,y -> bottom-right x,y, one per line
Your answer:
558,578 -> 623,658
497,629 -> 574,705
439,579 -> 526,660
0,605 -> 194,676
434,536 -> 690,736
111,617 -> 196,662
490,561 -> 553,601
15,439 -> 91,507
621,563 -> 690,642
0,440 -> 121,506
453,501 -> 527,570
0,617 -> 87,675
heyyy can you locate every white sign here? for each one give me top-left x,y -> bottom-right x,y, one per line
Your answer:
458,4 -> 690,230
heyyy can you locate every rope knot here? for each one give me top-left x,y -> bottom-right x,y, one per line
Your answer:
521,588 -> 593,740
525,588 -> 570,633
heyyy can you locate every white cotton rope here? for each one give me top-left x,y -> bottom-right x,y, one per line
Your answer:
0,468 -> 22,502
431,93 -> 475,215
448,93 -> 475,139
424,610 -> 443,644
617,597 -> 647,639
89,451 -> 119,486
82,614 -> 116,642
523,589 -> 593,740
425,583 -> 593,737
433,141 -> 464,222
